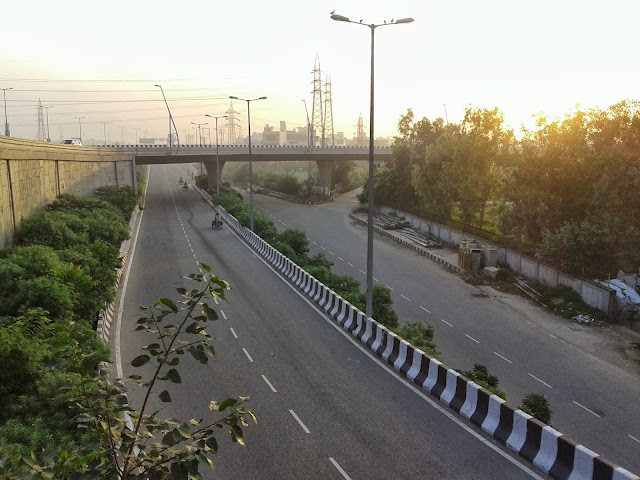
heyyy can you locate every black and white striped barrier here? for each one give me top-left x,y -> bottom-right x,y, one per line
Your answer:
208,199 -> 637,480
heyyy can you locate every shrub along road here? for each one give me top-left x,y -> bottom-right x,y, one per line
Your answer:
115,164 -> 545,480
246,188 -> 640,475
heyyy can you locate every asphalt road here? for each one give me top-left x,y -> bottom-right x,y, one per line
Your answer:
115,164 -> 547,479
247,188 -> 640,475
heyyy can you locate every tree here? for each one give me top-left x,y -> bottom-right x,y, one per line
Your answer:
14,266 -> 256,479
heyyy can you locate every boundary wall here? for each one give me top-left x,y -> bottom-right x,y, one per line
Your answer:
378,206 -> 615,315
0,136 -> 136,248
198,188 -> 637,480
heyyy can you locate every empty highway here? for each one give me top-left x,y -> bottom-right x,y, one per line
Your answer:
248,188 -> 640,475
115,165 -> 546,479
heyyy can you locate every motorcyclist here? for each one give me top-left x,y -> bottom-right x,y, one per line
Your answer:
179,176 -> 183,183
213,212 -> 222,228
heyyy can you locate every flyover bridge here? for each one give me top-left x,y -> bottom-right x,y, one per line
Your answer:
107,144 -> 393,194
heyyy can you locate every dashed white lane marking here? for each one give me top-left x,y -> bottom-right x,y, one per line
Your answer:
548,333 -> 557,339
242,348 -> 254,363
312,241 -> 317,245
320,246 -> 326,250
359,269 -> 366,274
348,262 -> 354,267
213,297 -> 219,305
528,373 -> 552,388
373,277 -> 378,281
494,352 -> 513,364
401,294 -> 411,302
329,457 -> 352,480
441,319 -> 454,327
261,375 -> 278,393
385,284 -> 394,291
230,327 -> 238,339
573,401 -> 600,418
220,310 -> 227,320
338,257 -> 344,261
328,251 -> 335,255
420,306 -> 431,314
465,334 -> 480,344
289,410 -> 311,434
629,434 -> 640,444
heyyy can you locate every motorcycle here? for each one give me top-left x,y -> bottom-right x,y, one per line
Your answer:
212,217 -> 223,230
182,183 -> 189,191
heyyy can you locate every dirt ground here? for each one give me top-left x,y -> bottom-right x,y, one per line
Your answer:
475,282 -> 640,377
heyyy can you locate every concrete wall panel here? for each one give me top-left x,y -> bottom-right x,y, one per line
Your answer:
0,137 -> 135,248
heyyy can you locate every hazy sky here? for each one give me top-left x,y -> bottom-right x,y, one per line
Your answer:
2,0 -> 639,143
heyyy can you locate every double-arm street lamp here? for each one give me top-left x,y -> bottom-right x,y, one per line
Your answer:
74,116 -> 85,143
229,95 -> 267,232
205,114 -> 228,194
191,122 -> 207,146
330,12 -> 414,317
2,87 -> 13,136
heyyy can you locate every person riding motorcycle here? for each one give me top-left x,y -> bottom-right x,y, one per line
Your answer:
212,212 -> 222,229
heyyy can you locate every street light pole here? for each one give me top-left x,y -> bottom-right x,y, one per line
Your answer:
99,121 -> 108,146
74,116 -> 85,143
330,13 -> 414,317
44,105 -> 53,142
206,114 -> 228,195
229,95 -> 267,232
2,87 -> 14,136
302,99 -> 312,196
191,122 -> 207,146
134,127 -> 139,145
155,84 -> 179,149
120,126 -> 125,145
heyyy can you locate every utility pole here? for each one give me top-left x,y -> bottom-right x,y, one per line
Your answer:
44,106 -> 53,142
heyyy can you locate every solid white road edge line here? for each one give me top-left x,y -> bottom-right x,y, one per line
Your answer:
329,457 -> 352,480
225,220 -> 546,480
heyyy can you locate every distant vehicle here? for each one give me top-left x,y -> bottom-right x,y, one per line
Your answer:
61,139 -> 83,146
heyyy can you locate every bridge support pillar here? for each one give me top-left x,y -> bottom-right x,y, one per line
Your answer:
316,159 -> 334,197
202,159 -> 226,192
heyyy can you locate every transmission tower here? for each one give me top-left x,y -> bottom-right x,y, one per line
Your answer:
356,113 -> 366,146
225,101 -> 240,144
36,98 -> 46,141
310,54 -> 324,146
323,75 -> 335,146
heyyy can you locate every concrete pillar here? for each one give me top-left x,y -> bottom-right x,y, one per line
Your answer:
316,159 -> 334,197
203,159 -> 226,191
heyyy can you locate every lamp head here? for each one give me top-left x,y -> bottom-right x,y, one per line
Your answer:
331,14 -> 350,22
229,96 -> 238,100
155,84 -> 161,88
394,17 -> 414,24
259,96 -> 267,100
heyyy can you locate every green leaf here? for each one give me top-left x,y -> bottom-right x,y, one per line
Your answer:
159,390 -> 172,402
166,357 -> 180,366
205,436 -> 219,453
218,398 -> 237,411
176,287 -> 188,296
131,354 -> 151,367
158,297 -> 178,313
75,413 -> 97,423
203,306 -> 218,321
201,263 -> 211,272
167,368 -> 182,384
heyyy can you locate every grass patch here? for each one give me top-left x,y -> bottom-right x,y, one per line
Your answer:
531,282 -> 608,322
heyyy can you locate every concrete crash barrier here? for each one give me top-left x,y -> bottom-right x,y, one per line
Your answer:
209,200 -> 638,480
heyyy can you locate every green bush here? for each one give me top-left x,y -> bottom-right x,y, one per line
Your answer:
94,185 -> 138,220
394,322 -> 439,358
458,363 -> 507,400
520,393 -> 552,424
